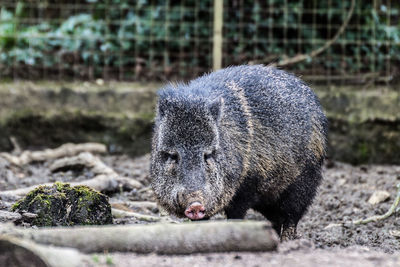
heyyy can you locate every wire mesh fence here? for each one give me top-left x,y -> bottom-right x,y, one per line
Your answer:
0,0 -> 398,84
224,0 -> 399,84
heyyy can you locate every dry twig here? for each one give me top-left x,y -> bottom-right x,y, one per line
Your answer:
111,208 -> 172,223
353,183 -> 400,225
111,201 -> 158,212
126,201 -> 158,211
9,136 -> 22,154
267,0 -> 355,67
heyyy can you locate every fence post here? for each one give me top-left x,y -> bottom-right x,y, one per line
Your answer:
213,0 -> 223,71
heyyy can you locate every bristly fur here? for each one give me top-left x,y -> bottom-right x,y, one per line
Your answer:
150,65 -> 328,240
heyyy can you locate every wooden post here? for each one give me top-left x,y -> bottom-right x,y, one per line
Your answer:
213,0 -> 223,71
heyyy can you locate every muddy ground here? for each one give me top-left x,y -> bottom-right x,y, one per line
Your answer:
0,154 -> 399,266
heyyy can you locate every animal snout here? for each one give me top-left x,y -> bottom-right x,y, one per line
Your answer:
184,202 -> 206,220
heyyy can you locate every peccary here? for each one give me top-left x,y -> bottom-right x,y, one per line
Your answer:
150,65 -> 327,240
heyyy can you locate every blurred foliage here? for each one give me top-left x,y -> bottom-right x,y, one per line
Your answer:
0,0 -> 398,80
0,0 -> 213,79
224,0 -> 400,76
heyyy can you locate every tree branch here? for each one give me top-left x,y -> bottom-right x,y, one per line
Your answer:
268,0 -> 356,67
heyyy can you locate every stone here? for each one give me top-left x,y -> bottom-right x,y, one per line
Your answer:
368,190 -> 390,205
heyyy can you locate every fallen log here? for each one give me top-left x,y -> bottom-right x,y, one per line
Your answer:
0,221 -> 279,254
0,143 -> 107,166
0,235 -> 88,267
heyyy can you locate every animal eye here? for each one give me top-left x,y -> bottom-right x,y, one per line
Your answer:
161,151 -> 179,163
204,149 -> 216,162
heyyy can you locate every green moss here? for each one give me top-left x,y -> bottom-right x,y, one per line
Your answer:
12,182 -> 112,227
55,181 -> 68,191
11,185 -> 55,212
75,185 -> 100,201
10,201 -> 20,211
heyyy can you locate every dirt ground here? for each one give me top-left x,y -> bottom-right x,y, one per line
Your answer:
1,154 -> 400,266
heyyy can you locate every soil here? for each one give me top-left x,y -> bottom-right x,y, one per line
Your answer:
1,154 -> 400,266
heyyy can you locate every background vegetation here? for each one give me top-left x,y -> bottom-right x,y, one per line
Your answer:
0,0 -> 399,83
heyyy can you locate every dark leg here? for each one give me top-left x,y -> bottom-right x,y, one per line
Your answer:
281,221 -> 297,241
225,176 -> 259,219
253,203 -> 283,237
224,204 -> 248,219
255,164 -> 322,241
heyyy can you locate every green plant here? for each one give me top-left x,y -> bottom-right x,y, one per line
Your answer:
0,0 -> 398,81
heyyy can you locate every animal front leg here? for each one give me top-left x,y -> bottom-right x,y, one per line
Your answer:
280,222 -> 298,241
224,205 -> 248,219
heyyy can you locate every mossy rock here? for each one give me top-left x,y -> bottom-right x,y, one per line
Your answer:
11,182 -> 112,227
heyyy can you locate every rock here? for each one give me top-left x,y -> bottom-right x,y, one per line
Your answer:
389,230 -> 400,238
368,190 -> 390,205
337,178 -> 346,186
11,182 -> 112,226
95,78 -> 104,86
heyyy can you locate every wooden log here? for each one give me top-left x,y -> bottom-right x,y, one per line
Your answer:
0,235 -> 88,267
0,221 -> 279,254
0,143 -> 106,166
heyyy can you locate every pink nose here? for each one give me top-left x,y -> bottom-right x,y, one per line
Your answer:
184,202 -> 206,220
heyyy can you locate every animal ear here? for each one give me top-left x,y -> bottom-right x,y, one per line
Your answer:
157,97 -> 170,118
208,98 -> 223,122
